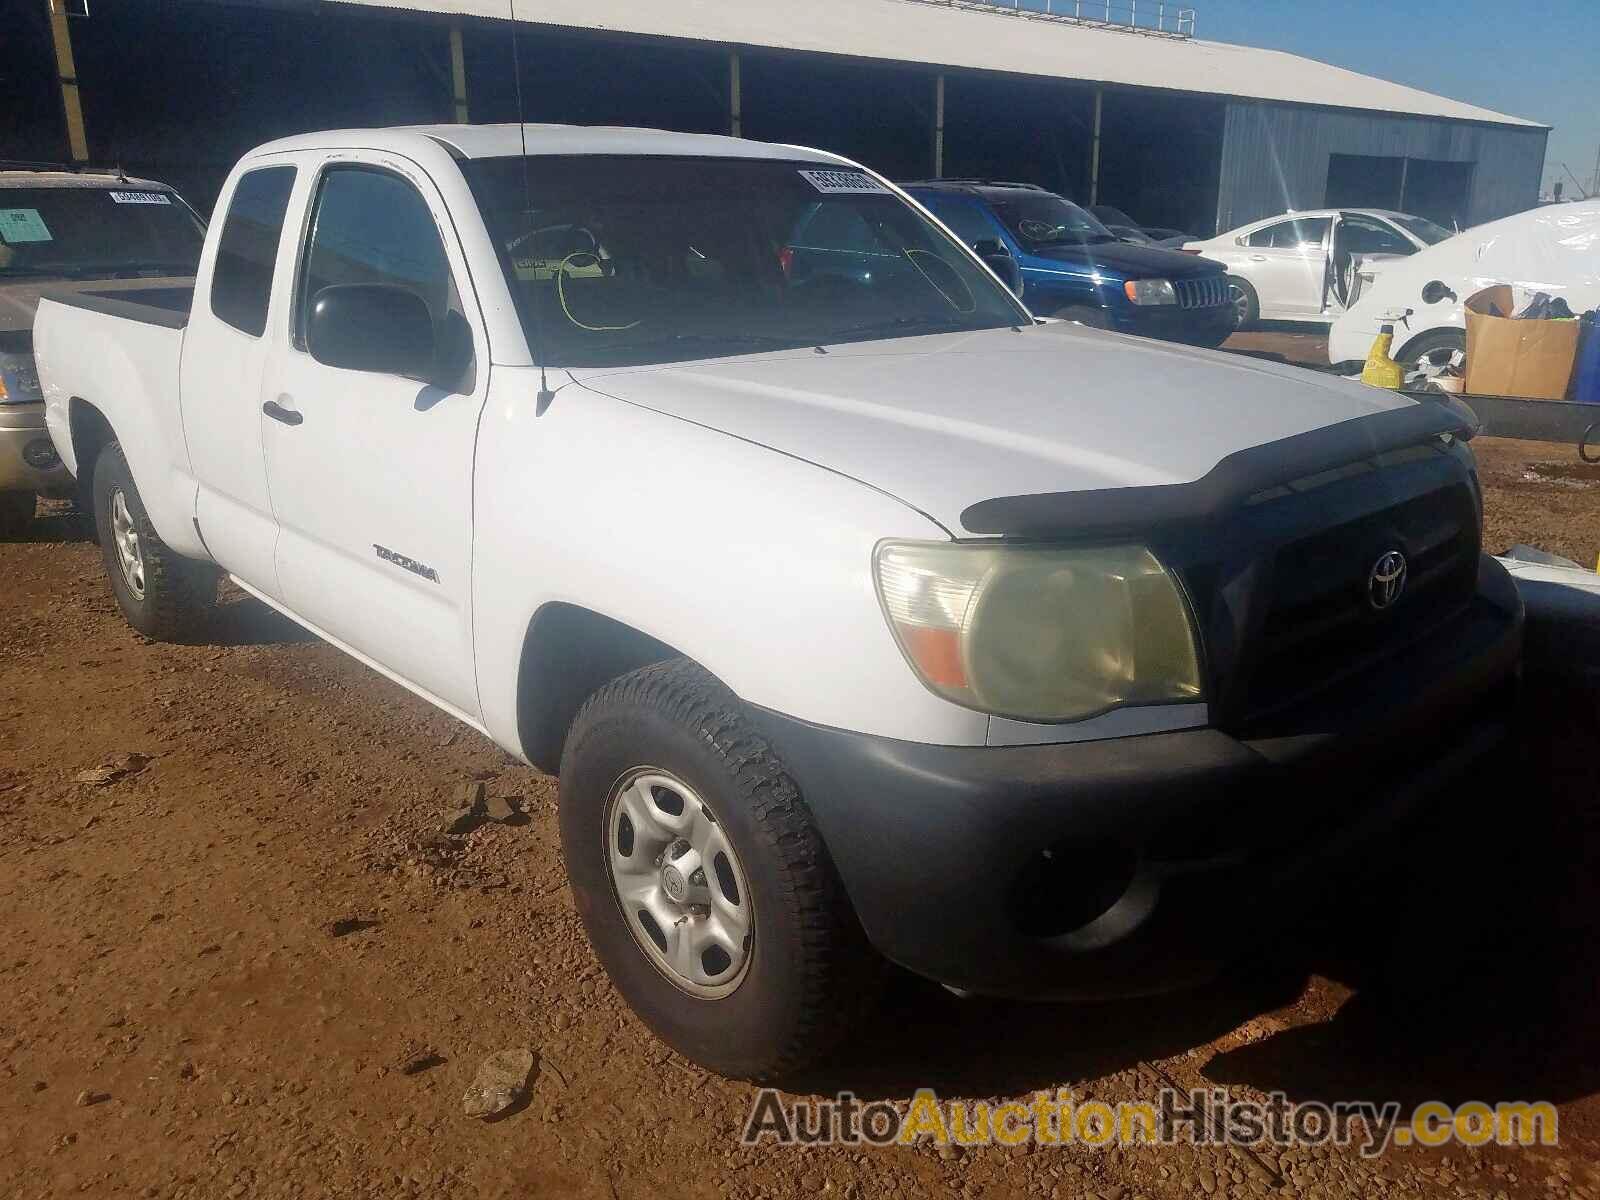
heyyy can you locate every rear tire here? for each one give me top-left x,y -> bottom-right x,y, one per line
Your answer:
559,659 -> 875,1080
1396,327 -> 1466,368
1226,276 -> 1260,330
0,491 -> 35,540
93,442 -> 217,641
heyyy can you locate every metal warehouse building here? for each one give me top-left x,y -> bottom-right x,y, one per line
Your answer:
7,0 -> 1547,234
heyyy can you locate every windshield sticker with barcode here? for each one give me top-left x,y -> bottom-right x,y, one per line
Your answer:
799,169 -> 890,196
109,191 -> 172,206
0,208 -> 53,244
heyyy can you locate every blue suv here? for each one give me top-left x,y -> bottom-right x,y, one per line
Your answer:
905,181 -> 1235,347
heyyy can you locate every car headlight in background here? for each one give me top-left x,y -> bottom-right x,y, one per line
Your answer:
874,541 -> 1203,723
0,353 -> 43,404
1123,278 -> 1177,306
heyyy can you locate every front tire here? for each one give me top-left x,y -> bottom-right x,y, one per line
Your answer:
93,442 -> 217,641
0,491 -> 34,540
1226,275 -> 1260,330
559,659 -> 874,1080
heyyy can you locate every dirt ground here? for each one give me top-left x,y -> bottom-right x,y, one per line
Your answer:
3,404 -> 1599,1196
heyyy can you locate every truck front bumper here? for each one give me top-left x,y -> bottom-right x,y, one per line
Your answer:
752,555 -> 1523,999
0,403 -> 71,496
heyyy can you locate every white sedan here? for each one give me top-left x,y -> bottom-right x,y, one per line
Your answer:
1185,208 -> 1454,329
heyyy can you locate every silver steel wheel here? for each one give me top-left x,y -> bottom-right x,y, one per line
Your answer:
109,489 -> 146,600
604,767 -> 754,999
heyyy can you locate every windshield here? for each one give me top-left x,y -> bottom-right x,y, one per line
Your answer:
990,194 -> 1118,249
0,186 -> 204,279
1393,214 -> 1455,246
462,156 -> 1027,368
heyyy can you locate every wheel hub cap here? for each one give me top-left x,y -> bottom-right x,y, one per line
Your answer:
605,770 -> 753,999
109,489 -> 146,600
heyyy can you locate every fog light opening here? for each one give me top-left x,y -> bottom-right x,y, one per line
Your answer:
1008,840 -> 1138,939
22,439 -> 60,470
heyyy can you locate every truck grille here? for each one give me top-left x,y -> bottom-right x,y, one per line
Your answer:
1240,483 -> 1480,722
1167,462 -> 1482,735
1174,275 -> 1228,310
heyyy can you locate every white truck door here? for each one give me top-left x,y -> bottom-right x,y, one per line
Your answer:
179,162 -> 300,592
260,157 -> 488,723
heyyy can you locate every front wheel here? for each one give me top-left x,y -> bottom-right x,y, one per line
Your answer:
1226,276 -> 1260,330
93,442 -> 218,641
559,659 -> 875,1080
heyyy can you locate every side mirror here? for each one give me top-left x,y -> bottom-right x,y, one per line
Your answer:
972,239 -> 1023,297
307,284 -> 436,380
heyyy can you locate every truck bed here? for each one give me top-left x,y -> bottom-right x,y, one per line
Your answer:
42,285 -> 194,331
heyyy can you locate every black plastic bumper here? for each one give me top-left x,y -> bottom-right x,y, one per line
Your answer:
750,556 -> 1524,999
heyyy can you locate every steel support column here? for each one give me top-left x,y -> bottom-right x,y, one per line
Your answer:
729,51 -> 742,138
1089,87 -> 1103,205
933,73 -> 946,178
46,0 -> 88,162
449,21 -> 469,123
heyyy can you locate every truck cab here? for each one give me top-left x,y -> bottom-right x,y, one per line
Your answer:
906,180 -> 1236,347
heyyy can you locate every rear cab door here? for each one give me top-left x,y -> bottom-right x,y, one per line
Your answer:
258,149 -> 492,724
179,159 -> 300,590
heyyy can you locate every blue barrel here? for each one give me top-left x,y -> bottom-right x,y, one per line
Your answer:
1577,313 -> 1600,403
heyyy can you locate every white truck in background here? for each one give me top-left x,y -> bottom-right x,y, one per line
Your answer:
35,125 -> 1523,1080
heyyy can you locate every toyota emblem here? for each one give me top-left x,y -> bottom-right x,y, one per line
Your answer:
1368,550 -> 1408,611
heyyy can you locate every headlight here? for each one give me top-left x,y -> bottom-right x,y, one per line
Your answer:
874,541 -> 1203,723
1123,278 -> 1177,306
0,352 -> 42,404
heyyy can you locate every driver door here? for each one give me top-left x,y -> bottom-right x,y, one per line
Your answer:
258,156 -> 490,723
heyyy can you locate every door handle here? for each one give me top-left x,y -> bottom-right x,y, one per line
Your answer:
1248,254 -> 1268,262
262,400 -> 303,427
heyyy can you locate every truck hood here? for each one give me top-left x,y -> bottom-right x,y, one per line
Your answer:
572,322 -> 1414,535
0,274 -> 193,337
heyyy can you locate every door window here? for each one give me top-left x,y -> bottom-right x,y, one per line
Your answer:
1338,214 -> 1414,255
210,166 -> 296,337
1244,217 -> 1330,250
296,166 -> 455,347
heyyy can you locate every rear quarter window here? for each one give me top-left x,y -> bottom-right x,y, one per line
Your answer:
210,166 -> 297,337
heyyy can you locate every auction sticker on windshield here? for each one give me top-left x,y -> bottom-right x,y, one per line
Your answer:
0,208 -> 53,244
799,169 -> 889,195
109,191 -> 173,205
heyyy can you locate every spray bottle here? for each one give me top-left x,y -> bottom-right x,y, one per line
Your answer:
1361,308 -> 1413,390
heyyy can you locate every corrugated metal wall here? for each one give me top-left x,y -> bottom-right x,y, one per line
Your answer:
1214,101 -> 1548,236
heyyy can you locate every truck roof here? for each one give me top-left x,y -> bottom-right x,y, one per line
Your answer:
0,169 -> 172,191
247,124 -> 850,166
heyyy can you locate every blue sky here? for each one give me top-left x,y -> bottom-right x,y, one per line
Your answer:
1198,0 -> 1599,197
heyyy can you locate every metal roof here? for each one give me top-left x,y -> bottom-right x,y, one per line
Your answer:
335,0 -> 1543,128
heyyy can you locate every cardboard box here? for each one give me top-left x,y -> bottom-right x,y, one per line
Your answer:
1464,285 -> 1581,401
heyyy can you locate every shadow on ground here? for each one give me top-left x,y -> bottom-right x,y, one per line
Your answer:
203,591 -> 319,647
802,691 -> 1600,1120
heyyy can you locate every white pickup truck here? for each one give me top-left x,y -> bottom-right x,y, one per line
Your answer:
36,125 -> 1523,1080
